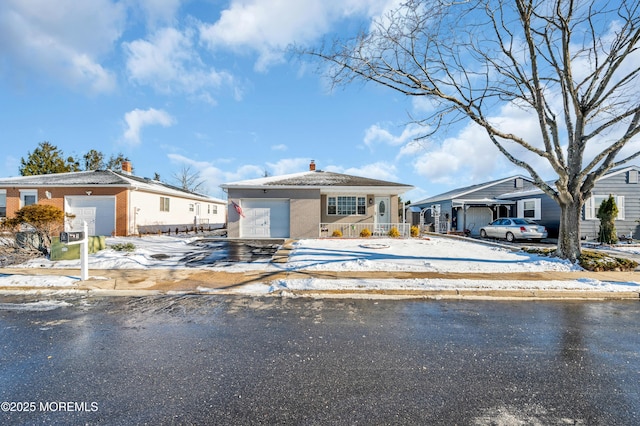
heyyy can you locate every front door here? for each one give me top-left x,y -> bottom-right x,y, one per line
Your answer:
375,197 -> 391,233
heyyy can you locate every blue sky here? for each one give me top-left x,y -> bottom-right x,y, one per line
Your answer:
0,0 -> 542,202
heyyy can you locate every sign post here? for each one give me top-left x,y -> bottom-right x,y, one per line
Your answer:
60,221 -> 89,281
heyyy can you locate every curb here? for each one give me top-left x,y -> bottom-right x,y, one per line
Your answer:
1,285 -> 638,300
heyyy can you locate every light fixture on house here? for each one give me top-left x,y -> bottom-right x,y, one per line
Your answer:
45,191 -> 52,199
369,197 -> 373,205
86,190 -> 92,196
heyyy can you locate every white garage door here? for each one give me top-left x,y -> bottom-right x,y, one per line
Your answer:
66,196 -> 116,236
240,200 -> 290,238
461,207 -> 493,236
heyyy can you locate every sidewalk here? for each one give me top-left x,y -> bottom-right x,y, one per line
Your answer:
1,267 -> 638,300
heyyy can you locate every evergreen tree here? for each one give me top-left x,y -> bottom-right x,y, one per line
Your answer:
83,149 -> 105,170
19,142 -> 77,175
106,153 -> 131,172
597,195 -> 618,244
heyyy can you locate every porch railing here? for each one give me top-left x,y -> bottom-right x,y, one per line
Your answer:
319,223 -> 411,238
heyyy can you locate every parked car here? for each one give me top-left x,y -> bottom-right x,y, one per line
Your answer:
479,218 -> 548,242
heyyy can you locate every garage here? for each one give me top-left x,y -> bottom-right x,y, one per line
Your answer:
65,196 -> 116,236
240,200 -> 290,238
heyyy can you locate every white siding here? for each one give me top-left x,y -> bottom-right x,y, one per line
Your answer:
130,190 -> 226,234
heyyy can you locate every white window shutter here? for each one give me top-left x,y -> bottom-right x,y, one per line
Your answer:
616,196 -> 625,220
584,196 -> 594,220
534,198 -> 541,220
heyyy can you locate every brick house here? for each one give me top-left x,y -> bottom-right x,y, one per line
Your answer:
0,163 -> 226,236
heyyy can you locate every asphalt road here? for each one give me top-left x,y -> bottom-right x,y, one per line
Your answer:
1,295 -> 639,425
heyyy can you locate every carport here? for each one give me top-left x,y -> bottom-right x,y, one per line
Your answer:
452,198 -> 515,236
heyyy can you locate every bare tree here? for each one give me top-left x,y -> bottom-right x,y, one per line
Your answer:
172,165 -> 206,193
304,0 -> 640,260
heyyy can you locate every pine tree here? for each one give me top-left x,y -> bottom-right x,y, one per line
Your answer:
106,153 -> 131,172
83,149 -> 105,170
19,142 -> 77,175
597,195 -> 618,244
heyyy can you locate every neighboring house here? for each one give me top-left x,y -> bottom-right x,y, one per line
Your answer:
221,161 -> 414,239
411,165 -> 640,239
0,162 -> 226,236
499,165 -> 640,240
409,176 -> 538,236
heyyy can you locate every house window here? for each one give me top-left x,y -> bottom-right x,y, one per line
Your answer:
212,205 -> 217,215
585,195 -> 625,220
189,204 -> 194,212
0,191 -> 6,218
358,197 -> 366,215
327,196 -> 366,215
517,198 -> 541,220
629,170 -> 638,184
20,190 -> 38,208
160,197 -> 170,212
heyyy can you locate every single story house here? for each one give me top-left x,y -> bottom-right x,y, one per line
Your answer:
409,176 -> 537,235
0,162 -> 226,236
498,165 -> 640,240
410,165 -> 640,239
221,161 -> 414,239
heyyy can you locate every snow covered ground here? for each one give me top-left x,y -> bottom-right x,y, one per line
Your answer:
1,235 -> 638,295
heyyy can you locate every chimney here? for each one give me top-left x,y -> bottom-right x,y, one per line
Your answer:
309,160 -> 316,171
122,161 -> 132,175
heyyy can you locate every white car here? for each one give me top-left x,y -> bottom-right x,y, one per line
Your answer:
479,218 -> 548,242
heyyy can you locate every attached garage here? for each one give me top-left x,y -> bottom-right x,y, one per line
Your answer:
240,199 -> 290,238
65,196 -> 116,236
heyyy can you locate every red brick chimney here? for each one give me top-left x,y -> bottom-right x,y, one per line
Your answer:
309,160 -> 316,171
122,161 -> 132,175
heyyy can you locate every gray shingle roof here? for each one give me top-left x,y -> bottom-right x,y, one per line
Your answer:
223,170 -> 413,189
0,170 -> 128,186
0,170 -> 224,202
411,175 -> 532,205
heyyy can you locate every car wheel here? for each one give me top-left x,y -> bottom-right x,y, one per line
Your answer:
506,232 -> 515,242
480,229 -> 487,238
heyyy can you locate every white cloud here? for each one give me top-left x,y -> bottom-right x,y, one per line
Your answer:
411,123 -> 514,187
266,158 -> 311,176
0,0 -> 124,93
133,0 -> 182,27
198,0 -> 396,71
123,26 -> 235,102
123,108 -> 176,146
271,144 -> 288,151
364,122 -> 426,149
325,161 -> 400,182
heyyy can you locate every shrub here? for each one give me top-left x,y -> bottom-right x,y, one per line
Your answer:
388,226 -> 401,238
110,242 -> 136,252
597,195 -> 618,244
2,204 -> 66,255
360,228 -> 372,238
331,229 -> 343,237
578,250 -> 638,272
410,225 -> 420,237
